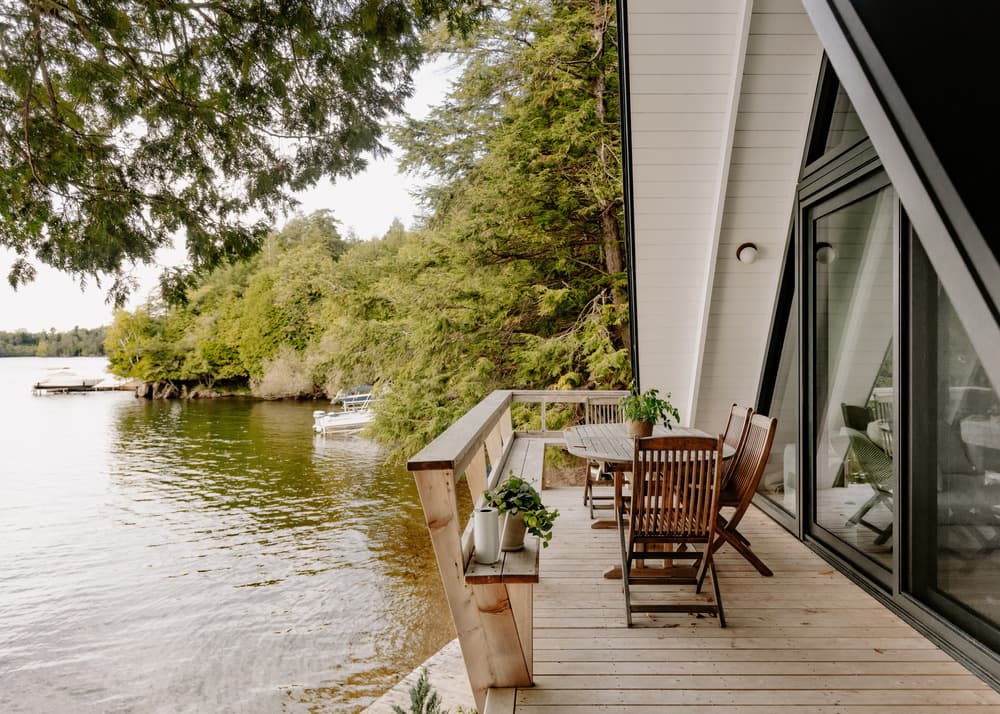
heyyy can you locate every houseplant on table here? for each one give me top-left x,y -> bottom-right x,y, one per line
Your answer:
484,474 -> 559,551
619,385 -> 680,437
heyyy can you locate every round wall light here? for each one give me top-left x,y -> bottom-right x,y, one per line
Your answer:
815,241 -> 837,264
736,242 -> 758,264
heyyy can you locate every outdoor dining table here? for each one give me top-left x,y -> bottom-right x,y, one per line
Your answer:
563,422 -> 736,578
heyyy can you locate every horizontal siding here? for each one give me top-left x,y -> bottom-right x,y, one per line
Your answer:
692,0 -> 822,432
627,0 -> 745,416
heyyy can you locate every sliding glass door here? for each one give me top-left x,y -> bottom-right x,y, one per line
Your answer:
804,173 -> 896,581
910,236 -> 1000,651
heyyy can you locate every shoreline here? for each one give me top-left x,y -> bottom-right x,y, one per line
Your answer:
363,639 -> 473,714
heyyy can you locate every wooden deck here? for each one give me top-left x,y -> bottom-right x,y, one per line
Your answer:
488,485 -> 1000,713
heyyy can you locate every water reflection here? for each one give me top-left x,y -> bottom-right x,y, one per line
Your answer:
1,369 -> 454,714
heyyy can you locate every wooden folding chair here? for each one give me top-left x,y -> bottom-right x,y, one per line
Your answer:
843,428 -> 894,545
710,414 -> 778,576
582,396 -> 623,518
721,404 -> 753,487
617,435 -> 726,627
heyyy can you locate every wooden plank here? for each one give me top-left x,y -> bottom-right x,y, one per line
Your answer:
485,422 -> 504,475
409,391 -> 513,472
499,539 -> 540,583
529,674 -> 990,690
466,539 -> 540,585
470,583 -> 531,688
412,468 -> 494,712
515,689 -> 1000,706
532,660 -> 971,676
488,486 -> 1000,710
513,708 -> 1000,714
509,583 -> 534,675
483,687 -> 516,714
466,446 -> 488,504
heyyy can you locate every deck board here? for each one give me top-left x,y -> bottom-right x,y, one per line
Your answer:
496,486 -> 1000,712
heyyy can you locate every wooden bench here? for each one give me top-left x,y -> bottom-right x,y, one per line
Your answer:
465,438 -> 546,585
407,390 -> 626,712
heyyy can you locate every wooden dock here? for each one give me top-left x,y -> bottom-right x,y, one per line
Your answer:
485,485 -> 1000,713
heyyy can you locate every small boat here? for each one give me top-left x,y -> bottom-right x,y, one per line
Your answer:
333,385 -> 375,408
32,368 -> 103,395
313,386 -> 377,434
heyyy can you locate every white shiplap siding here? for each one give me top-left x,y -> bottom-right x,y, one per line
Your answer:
627,0 -> 747,420
691,1 -> 822,433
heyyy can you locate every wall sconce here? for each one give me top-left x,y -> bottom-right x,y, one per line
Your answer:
736,242 -> 758,264
815,241 -> 837,264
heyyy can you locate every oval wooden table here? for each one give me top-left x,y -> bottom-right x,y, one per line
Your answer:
563,423 -> 735,578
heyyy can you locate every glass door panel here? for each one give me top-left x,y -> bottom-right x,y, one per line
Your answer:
758,295 -> 798,516
810,184 -> 895,575
911,238 -> 1000,648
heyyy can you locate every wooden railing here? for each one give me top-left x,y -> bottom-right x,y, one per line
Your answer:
407,389 -> 628,711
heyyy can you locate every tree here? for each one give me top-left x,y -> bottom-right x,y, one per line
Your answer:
0,0 -> 485,302
394,0 -> 629,370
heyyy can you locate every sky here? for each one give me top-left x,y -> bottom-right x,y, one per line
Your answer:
0,58 -> 456,332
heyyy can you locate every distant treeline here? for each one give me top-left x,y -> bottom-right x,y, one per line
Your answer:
0,327 -> 107,357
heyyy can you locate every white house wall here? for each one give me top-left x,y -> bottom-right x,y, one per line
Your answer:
627,0 -> 750,424
692,1 -> 822,433
626,0 -> 822,431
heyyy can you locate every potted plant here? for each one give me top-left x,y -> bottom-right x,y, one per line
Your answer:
484,474 -> 559,551
619,385 -> 680,437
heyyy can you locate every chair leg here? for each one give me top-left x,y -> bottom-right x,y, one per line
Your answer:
710,559 -> 725,628
714,529 -> 773,577
617,505 -> 632,627
847,490 -> 886,526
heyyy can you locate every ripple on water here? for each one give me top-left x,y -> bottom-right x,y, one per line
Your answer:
0,359 -> 457,714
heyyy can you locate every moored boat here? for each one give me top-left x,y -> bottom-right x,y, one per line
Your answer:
31,368 -> 103,395
313,385 -> 377,434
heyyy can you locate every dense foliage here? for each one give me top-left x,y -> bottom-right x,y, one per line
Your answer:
105,0 -> 631,454
0,326 -> 107,356
0,0 -> 486,303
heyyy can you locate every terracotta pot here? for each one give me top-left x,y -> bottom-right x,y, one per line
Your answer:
627,420 -> 653,438
501,512 -> 527,551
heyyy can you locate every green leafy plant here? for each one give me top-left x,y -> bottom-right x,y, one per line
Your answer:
619,384 -> 680,428
484,474 -> 560,547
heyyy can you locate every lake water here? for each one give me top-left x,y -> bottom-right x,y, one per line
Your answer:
0,357 -> 455,713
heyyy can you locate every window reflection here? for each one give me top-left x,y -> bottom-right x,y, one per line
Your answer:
758,298 -> 798,515
915,241 -> 1000,628
813,187 -> 895,572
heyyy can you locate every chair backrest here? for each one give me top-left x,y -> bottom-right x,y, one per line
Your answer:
725,414 -> 778,505
844,428 -> 893,486
586,396 -> 622,425
841,403 -> 874,431
629,435 -> 723,543
722,404 -> 753,454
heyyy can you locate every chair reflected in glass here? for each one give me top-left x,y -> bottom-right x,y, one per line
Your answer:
617,435 -> 726,627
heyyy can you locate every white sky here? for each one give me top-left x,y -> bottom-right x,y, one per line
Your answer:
0,58 -> 455,332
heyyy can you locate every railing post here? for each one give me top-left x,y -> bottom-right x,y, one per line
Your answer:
412,467 -> 530,712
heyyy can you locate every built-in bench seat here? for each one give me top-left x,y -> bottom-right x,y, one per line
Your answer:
465,438 -> 546,585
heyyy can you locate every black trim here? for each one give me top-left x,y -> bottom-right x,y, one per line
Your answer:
615,0 -> 640,388
805,0 -> 1000,345
800,167 -> 895,589
802,60 -> 839,168
751,44 -> 1000,686
754,231 -> 793,418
